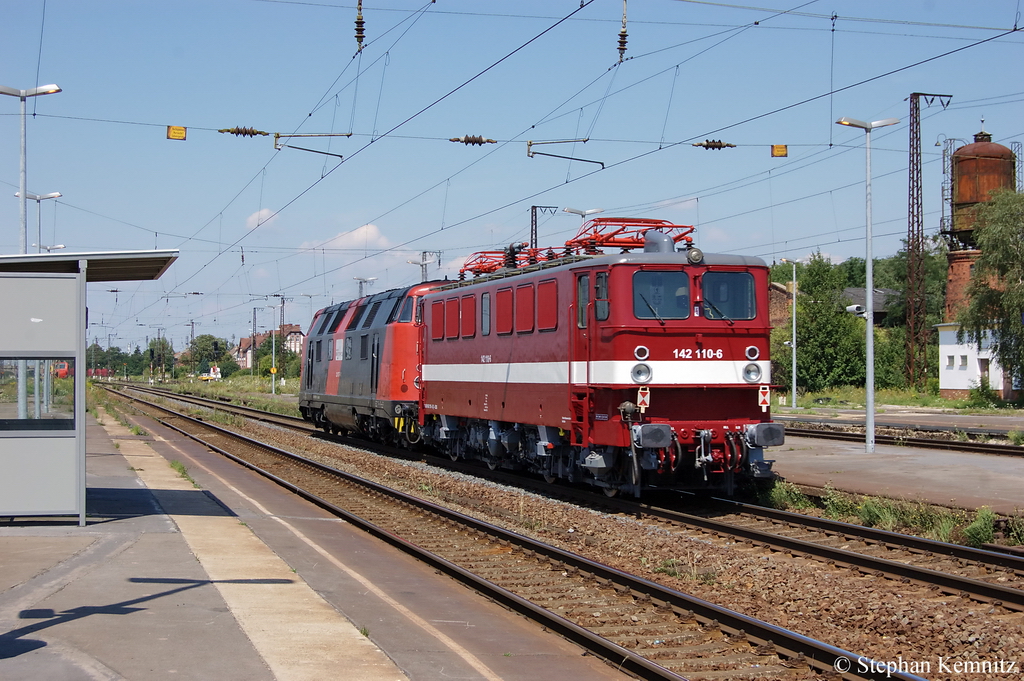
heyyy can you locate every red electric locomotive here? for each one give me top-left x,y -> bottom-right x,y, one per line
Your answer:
299,217 -> 783,496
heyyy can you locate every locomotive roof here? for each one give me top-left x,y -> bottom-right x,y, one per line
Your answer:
431,249 -> 767,292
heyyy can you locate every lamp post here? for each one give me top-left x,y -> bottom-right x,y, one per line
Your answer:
780,258 -> 798,408
16,191 -> 61,252
2,83 -> 61,421
835,116 -> 900,453
0,84 -> 62,255
354,277 -> 377,297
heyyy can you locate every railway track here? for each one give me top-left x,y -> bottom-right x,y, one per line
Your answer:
112,384 -> 1024,604
782,424 -> 1024,457
106,386 -> 931,680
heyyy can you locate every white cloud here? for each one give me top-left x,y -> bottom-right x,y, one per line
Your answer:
246,208 -> 279,230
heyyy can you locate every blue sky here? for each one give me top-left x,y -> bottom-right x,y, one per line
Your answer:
2,1 -> 1022,352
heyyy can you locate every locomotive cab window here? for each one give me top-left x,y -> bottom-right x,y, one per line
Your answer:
633,271 -> 690,320
396,296 -> 415,323
594,272 -> 609,321
702,271 -> 756,320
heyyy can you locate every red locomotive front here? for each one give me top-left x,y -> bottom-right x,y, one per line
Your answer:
417,218 -> 782,496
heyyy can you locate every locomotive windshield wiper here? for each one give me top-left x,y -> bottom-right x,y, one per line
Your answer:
704,299 -> 735,326
637,293 -> 665,325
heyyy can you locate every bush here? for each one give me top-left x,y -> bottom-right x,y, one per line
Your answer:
759,481 -> 814,510
1006,515 -> 1024,546
962,507 -> 996,547
822,485 -> 858,520
966,377 -> 1000,408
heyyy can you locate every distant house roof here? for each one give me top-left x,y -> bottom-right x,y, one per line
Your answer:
843,287 -> 899,323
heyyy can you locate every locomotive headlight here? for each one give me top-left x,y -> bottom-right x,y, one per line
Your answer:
742,362 -> 762,383
631,363 -> 653,384
686,247 -> 704,264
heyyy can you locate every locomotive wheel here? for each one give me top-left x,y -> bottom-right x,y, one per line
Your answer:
543,473 -> 557,484
486,458 -> 500,471
602,487 -> 619,498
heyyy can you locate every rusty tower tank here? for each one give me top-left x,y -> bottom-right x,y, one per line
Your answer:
941,128 -> 1017,321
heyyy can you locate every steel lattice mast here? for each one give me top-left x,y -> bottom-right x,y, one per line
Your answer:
906,92 -> 951,388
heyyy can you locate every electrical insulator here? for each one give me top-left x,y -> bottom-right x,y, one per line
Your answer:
355,1 -> 365,51
449,135 -> 497,146
692,139 -> 737,150
219,127 -> 269,138
618,29 -> 628,62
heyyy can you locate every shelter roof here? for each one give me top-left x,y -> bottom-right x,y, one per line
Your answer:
0,250 -> 178,282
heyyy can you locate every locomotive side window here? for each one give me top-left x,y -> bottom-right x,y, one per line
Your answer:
634,271 -> 689,320
461,295 -> 476,338
360,334 -> 370,360
702,271 -> 756,320
594,272 -> 609,321
397,296 -> 414,323
480,293 -> 491,336
445,297 -> 460,339
576,275 -> 589,329
496,288 -> 514,335
515,284 -> 534,333
344,337 -> 353,360
315,340 -> 322,362
537,279 -> 558,331
430,301 -> 445,340
328,339 -> 334,361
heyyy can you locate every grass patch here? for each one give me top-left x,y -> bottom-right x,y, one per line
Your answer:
169,460 -> 200,489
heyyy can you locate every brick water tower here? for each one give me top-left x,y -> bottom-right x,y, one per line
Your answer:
941,128 -> 1018,321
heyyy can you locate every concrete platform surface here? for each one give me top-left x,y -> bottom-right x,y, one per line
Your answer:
769,435 -> 1024,515
0,411 -> 628,681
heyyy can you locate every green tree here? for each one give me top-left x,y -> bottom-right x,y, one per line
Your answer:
956,190 -> 1024,386
782,253 -> 865,393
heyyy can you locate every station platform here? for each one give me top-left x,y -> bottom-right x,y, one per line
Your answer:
0,411 -> 626,681
770,406 -> 1024,516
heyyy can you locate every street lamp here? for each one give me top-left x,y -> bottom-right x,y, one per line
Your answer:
780,258 -> 798,408
563,207 -> 603,223
354,276 -> 377,297
835,115 -> 900,453
16,191 -> 61,253
2,83 -> 61,421
0,84 -> 62,255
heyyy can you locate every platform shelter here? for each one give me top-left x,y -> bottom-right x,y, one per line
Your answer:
0,250 -> 177,524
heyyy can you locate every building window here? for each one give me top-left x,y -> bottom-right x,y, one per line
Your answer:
946,355 -> 954,368
960,355 -> 968,367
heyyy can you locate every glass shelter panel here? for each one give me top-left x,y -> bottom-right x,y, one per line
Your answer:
0,358 -> 75,430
